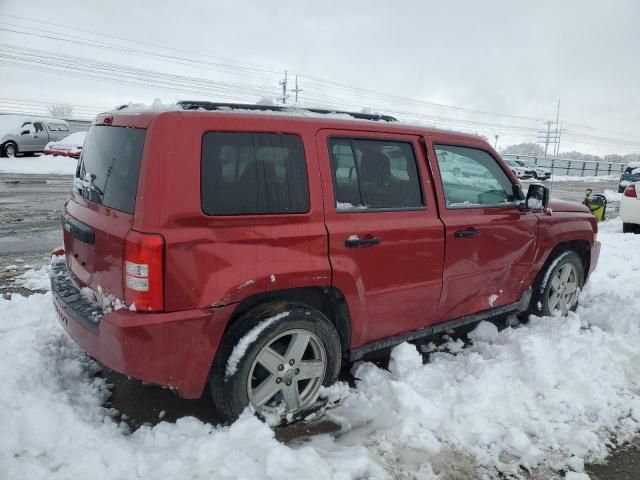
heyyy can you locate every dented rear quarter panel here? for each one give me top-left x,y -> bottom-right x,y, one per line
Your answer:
134,112 -> 331,312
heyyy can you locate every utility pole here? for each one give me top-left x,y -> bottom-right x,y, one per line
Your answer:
556,121 -> 563,156
494,134 -> 499,149
291,75 -> 302,104
279,70 -> 289,105
553,100 -> 560,156
543,121 -> 553,157
536,100 -> 562,157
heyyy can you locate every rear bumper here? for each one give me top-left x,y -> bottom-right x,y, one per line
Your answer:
51,259 -> 233,398
620,197 -> 640,224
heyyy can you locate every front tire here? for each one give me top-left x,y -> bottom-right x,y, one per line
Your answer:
528,250 -> 584,317
210,302 -> 342,424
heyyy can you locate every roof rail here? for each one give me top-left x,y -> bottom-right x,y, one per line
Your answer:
176,101 -> 397,122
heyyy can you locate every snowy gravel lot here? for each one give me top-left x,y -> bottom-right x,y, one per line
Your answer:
1,217 -> 639,479
0,154 -> 78,175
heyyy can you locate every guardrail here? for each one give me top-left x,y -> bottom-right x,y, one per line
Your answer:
503,154 -> 625,177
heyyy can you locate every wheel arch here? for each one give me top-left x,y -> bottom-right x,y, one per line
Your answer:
546,239 -> 591,279
225,286 -> 352,359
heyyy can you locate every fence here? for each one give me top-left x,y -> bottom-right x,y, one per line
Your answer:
503,154 -> 625,178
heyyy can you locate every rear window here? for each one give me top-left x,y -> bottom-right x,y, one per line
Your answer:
75,126 -> 145,214
48,123 -> 69,132
201,132 -> 309,215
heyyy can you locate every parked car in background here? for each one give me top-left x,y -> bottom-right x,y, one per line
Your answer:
511,159 -> 551,180
504,158 -> 534,180
620,182 -> 640,233
0,114 -> 71,157
44,131 -> 87,159
618,162 -> 640,193
51,102 -> 600,424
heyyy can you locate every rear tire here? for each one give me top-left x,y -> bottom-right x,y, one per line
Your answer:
528,250 -> 585,317
623,223 -> 638,234
209,302 -> 342,424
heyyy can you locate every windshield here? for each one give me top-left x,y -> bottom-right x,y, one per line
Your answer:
75,126 -> 145,214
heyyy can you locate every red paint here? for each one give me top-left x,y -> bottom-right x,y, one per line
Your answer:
43,148 -> 81,159
54,110 -> 599,398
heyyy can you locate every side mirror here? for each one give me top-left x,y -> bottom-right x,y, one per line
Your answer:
525,183 -> 550,210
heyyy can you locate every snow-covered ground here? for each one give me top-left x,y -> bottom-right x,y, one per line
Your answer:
1,218 -> 639,479
550,174 -> 619,182
0,154 -> 78,175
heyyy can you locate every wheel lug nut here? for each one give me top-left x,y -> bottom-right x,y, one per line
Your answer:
286,380 -> 292,386
289,359 -> 295,366
276,377 -> 282,384
277,364 -> 284,371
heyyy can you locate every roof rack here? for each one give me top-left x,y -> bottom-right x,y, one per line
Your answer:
176,101 -> 397,122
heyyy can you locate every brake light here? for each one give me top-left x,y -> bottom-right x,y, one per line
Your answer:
123,230 -> 164,312
624,184 -> 637,198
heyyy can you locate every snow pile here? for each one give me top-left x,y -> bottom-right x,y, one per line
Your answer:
81,285 -> 126,313
1,217 -> 640,479
16,265 -> 51,291
0,294 -> 381,480
0,154 -> 77,175
551,174 -> 619,182
603,189 -> 623,203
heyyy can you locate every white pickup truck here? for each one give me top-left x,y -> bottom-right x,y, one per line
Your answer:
0,115 -> 71,157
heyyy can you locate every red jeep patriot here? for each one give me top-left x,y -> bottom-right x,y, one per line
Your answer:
51,102 -> 600,423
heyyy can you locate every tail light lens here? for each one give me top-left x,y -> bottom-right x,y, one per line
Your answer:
123,230 -> 164,312
624,184 -> 637,198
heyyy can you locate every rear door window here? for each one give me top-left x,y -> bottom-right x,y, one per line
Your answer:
328,138 -> 423,210
201,132 -> 309,215
75,126 -> 145,214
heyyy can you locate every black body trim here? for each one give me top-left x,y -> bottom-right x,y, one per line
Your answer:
50,260 -> 103,332
177,101 -> 398,122
349,288 -> 532,361
61,213 -> 95,245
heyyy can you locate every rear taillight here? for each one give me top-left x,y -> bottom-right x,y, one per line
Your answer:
624,184 -> 637,198
124,230 -> 164,312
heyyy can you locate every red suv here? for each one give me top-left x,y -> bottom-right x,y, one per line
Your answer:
51,102 -> 600,423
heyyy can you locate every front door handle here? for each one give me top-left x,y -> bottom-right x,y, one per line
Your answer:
345,235 -> 381,248
454,228 -> 480,239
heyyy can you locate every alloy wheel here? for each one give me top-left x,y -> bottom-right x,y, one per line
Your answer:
247,328 -> 326,417
547,263 -> 579,315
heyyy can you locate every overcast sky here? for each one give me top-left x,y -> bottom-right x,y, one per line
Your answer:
1,0 -> 639,155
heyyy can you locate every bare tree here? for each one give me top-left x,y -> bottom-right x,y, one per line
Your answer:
48,104 -> 74,118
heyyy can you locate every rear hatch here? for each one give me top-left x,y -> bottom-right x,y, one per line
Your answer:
64,125 -> 145,301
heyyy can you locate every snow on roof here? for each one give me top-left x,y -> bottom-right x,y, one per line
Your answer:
0,114 -> 29,134
60,131 -> 87,144
105,99 -> 485,141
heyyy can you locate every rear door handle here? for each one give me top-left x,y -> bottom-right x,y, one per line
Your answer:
454,228 -> 480,239
345,235 -> 381,248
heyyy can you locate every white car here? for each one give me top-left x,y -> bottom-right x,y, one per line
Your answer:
620,182 -> 640,233
512,159 -> 551,180
504,159 -> 534,180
